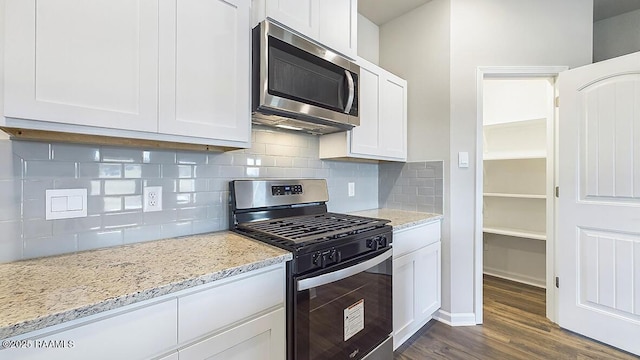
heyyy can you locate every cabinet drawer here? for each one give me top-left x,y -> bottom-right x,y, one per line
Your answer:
393,222 -> 441,258
178,266 -> 285,343
1,299 -> 177,360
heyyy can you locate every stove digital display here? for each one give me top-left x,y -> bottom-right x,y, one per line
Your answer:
272,185 -> 303,196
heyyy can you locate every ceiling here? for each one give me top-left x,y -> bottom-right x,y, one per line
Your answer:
358,0 -> 640,25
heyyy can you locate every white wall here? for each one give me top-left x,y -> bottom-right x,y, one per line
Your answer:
357,14 -> 379,64
379,0 -> 453,312
379,0 -> 593,323
594,9 -> 640,62
449,0 -> 592,318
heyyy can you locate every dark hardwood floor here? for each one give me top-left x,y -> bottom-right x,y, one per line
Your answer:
393,275 -> 639,360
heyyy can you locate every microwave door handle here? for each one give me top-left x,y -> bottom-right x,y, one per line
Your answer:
297,249 -> 392,291
344,70 -> 355,114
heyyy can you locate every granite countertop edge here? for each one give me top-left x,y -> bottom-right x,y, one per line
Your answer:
349,208 -> 443,231
0,233 -> 292,340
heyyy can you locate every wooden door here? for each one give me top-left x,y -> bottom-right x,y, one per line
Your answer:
158,0 -> 250,143
558,51 -> 640,355
4,0 -> 159,132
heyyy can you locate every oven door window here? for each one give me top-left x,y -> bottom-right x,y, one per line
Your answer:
294,249 -> 392,360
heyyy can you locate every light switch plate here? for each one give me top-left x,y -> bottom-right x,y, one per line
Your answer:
458,152 -> 470,168
45,188 -> 88,220
348,182 -> 355,197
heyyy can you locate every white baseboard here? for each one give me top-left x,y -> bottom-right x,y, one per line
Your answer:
433,310 -> 477,326
483,268 -> 546,288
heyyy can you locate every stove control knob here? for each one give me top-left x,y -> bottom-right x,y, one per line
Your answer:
312,252 -> 322,266
329,249 -> 341,263
378,236 -> 388,248
367,237 -> 379,251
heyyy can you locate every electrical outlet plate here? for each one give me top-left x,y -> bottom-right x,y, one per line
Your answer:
348,182 -> 355,197
143,186 -> 162,212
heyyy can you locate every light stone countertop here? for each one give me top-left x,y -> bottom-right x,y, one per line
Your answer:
349,208 -> 443,231
0,231 -> 292,340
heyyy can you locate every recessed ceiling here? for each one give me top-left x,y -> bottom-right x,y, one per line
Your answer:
359,0 -> 640,25
358,0 -> 432,25
593,0 -> 640,21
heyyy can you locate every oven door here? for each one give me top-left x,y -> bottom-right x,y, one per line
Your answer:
293,248 -> 392,360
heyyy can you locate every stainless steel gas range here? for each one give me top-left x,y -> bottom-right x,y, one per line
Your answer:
229,179 -> 393,360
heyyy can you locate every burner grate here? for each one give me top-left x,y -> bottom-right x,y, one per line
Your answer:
237,212 -> 389,244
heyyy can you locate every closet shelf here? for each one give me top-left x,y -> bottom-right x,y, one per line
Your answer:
483,193 -> 546,199
483,152 -> 546,161
483,226 -> 546,241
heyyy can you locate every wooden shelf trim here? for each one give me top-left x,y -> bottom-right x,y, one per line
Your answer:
483,226 -> 546,241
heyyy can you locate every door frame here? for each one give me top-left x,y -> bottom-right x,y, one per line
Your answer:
474,66 -> 568,324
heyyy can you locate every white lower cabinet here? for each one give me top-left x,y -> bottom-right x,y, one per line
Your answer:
178,308 -> 285,360
0,264 -> 286,360
392,221 -> 441,350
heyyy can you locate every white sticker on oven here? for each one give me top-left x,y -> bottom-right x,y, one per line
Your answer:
344,299 -> 364,341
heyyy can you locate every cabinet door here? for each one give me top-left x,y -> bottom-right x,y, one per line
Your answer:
379,74 -> 407,160
350,63 -> 381,156
265,0 -> 319,40
414,242 -> 442,321
393,250 -> 418,349
158,0 -> 250,143
1,299 -> 177,360
318,0 -> 357,58
179,308 -> 285,360
4,0 -> 159,132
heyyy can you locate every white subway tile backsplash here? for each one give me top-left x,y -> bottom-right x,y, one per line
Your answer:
104,180 -> 139,195
102,147 -> 143,163
143,209 -> 178,225
52,143 -> 100,162
379,161 -> 443,214
124,164 -> 142,178
13,141 -> 51,161
1,129 -> 388,263
177,151 -> 207,165
52,215 -> 102,235
141,164 -> 161,178
25,161 -> 76,178
0,180 -> 21,221
78,230 -> 124,251
123,224 -> 163,244
103,212 -> 143,229
124,195 -> 143,210
143,150 -> 176,164
24,234 -> 78,259
23,180 -> 54,200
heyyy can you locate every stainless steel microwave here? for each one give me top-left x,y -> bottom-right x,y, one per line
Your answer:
252,20 -> 360,135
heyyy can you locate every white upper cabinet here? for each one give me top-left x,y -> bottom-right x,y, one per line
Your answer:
254,0 -> 357,59
158,0 -> 250,142
264,0 -> 319,40
319,57 -> 407,162
4,0 -> 159,132
3,0 -> 251,148
318,0 -> 357,59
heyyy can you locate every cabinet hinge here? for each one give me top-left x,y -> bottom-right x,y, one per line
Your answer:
555,186 -> 559,198
555,96 -> 560,107
556,276 -> 560,288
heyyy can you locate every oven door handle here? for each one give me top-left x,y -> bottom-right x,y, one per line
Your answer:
297,248 -> 392,291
